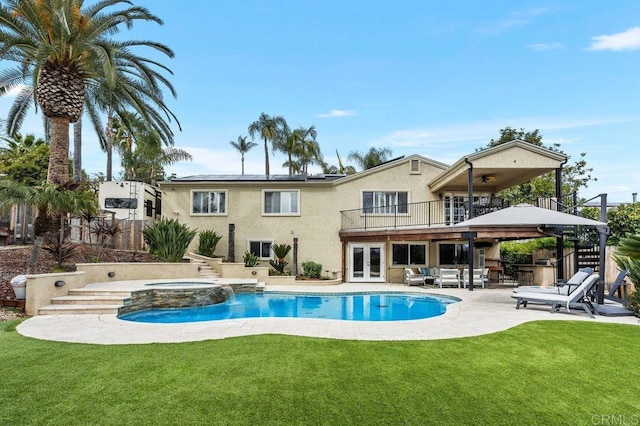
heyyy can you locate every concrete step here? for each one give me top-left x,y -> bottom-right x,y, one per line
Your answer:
51,295 -> 127,305
38,304 -> 121,315
68,289 -> 132,297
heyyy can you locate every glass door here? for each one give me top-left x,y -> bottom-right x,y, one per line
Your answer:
349,243 -> 385,282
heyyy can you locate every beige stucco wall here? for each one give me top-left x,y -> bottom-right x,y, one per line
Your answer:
160,158 -> 450,279
76,262 -> 200,284
472,145 -> 562,169
25,271 -> 86,316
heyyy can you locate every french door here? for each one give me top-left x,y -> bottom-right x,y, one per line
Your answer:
349,243 -> 385,282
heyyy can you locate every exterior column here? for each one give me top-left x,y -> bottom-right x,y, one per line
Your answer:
555,166 -> 564,279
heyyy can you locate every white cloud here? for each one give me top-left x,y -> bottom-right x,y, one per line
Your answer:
2,84 -> 28,97
369,116 -> 640,150
529,42 -> 562,51
316,109 -> 357,118
588,27 -> 640,51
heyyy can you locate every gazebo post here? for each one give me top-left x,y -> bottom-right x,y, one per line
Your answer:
555,165 -> 565,280
466,160 -> 474,291
597,194 -> 608,305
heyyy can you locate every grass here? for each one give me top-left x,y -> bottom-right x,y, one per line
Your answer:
1,320 -> 639,425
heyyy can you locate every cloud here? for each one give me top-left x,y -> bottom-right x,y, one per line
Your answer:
588,27 -> 640,51
316,109 -> 357,118
477,7 -> 552,34
1,84 -> 28,97
369,115 -> 640,150
528,42 -> 563,51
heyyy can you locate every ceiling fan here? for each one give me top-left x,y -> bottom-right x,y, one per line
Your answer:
479,175 -> 496,184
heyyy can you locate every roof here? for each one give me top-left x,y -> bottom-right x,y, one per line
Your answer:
454,204 -> 607,227
163,174 -> 347,183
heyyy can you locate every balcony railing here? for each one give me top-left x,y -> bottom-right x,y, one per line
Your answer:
340,194 -> 583,231
340,198 -> 510,231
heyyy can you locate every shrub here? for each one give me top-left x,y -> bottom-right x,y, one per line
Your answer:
614,233 -> 640,317
269,243 -> 291,274
142,218 -> 197,262
243,251 -> 260,267
302,261 -> 322,278
197,230 -> 223,257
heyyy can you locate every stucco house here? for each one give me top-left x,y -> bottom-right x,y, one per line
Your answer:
158,140 -> 568,283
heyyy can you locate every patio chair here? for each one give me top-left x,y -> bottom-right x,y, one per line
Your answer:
604,269 -> 630,304
404,268 -> 425,286
462,268 -> 485,289
511,274 -> 600,319
435,268 -> 460,288
512,270 -> 592,296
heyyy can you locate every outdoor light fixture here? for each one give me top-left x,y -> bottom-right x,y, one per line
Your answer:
54,280 -> 65,287
108,272 -> 116,278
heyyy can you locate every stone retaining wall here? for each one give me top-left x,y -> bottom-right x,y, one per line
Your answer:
119,286 -> 227,315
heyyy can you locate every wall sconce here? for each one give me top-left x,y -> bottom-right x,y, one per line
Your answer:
173,211 -> 180,215
438,193 -> 443,200
251,270 -> 257,276
54,280 -> 65,287
108,272 -> 116,278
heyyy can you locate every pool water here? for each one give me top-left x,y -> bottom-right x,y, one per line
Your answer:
119,292 -> 458,323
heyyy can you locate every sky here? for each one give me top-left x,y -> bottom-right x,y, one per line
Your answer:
1,1 -> 639,203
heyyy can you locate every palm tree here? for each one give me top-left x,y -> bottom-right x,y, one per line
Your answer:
348,147 -> 393,170
321,150 -> 356,175
229,136 -> 257,175
248,113 -> 288,176
293,127 -> 321,175
112,111 -> 191,184
0,0 -> 177,185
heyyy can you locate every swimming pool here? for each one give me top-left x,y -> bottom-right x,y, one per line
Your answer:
119,292 -> 459,323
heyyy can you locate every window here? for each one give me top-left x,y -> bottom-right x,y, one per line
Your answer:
363,191 -> 408,214
264,190 -> 299,214
392,244 -> 426,265
192,191 -> 226,215
249,240 -> 272,259
439,243 -> 469,265
443,195 -> 491,225
410,159 -> 421,174
105,198 -> 137,209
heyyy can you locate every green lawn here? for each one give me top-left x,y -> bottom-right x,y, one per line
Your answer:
1,319 -> 639,425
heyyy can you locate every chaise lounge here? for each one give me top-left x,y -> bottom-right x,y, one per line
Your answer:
511,274 -> 600,319
512,269 -> 592,296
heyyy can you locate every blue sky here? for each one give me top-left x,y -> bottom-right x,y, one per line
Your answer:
2,1 -> 639,202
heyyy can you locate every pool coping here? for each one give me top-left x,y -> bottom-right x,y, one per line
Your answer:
16,282 -> 640,344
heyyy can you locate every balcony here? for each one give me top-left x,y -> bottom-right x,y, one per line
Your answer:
340,197 -> 517,231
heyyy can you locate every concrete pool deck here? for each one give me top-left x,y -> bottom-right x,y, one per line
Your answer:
16,283 -> 640,344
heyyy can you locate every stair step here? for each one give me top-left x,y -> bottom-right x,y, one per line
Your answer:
51,295 -> 127,305
68,289 -> 132,297
38,304 -> 121,315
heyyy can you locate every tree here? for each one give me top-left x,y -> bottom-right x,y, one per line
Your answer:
229,136 -> 257,175
348,147 -> 393,170
321,150 -> 357,175
0,133 -> 49,185
0,0 -> 178,185
486,127 -> 595,204
112,111 -> 191,184
248,113 -> 288,176
279,125 -> 321,175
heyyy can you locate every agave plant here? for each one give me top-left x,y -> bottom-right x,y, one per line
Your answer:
142,218 -> 197,262
197,230 -> 223,258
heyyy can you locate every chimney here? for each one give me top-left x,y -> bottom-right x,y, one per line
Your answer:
633,192 -> 637,203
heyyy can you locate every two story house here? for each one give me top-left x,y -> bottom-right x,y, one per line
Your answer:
159,140 -> 567,283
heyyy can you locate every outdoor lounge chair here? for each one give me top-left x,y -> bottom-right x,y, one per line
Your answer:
435,268 -> 460,288
512,270 -> 592,296
604,269 -> 630,304
462,268 -> 486,289
511,274 -> 600,319
404,268 -> 425,286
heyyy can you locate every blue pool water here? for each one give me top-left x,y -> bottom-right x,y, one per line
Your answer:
119,292 -> 459,323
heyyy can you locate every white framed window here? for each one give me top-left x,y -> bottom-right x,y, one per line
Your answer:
248,240 -> 273,259
362,191 -> 408,214
263,190 -> 299,215
191,190 -> 227,215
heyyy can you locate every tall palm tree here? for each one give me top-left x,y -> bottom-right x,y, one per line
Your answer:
229,135 -> 257,175
0,0 -> 177,185
321,150 -> 356,175
248,113 -> 288,177
348,147 -> 393,170
293,127 -> 321,175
